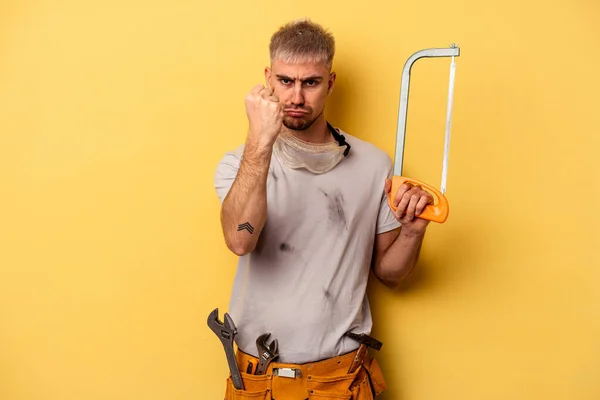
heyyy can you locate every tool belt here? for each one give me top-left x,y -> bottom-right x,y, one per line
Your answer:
223,348 -> 387,400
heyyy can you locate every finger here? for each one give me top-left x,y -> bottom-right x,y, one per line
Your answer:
259,88 -> 269,98
250,84 -> 265,94
393,183 -> 413,207
261,89 -> 278,102
394,186 -> 417,216
384,178 -> 391,194
261,85 -> 274,94
263,82 -> 274,93
404,192 -> 422,220
424,191 -> 434,204
415,195 -> 431,216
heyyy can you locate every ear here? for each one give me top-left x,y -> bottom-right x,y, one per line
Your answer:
327,71 -> 337,95
265,66 -> 273,90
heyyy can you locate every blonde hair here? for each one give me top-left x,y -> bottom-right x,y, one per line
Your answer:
269,18 -> 335,68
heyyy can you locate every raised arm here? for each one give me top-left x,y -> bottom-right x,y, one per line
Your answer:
220,84 -> 283,255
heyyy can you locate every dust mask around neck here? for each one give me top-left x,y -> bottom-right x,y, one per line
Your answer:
273,122 -> 351,174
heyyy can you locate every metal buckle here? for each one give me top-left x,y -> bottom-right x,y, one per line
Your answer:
273,368 -> 302,379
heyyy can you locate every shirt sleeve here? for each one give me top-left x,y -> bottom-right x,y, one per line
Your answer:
214,149 -> 242,204
376,171 -> 402,234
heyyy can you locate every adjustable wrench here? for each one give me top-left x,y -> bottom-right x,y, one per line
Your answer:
255,333 -> 279,375
207,308 -> 244,390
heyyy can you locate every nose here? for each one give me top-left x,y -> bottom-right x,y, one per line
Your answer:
291,82 -> 304,106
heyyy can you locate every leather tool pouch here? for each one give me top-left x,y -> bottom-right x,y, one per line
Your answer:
304,357 -> 386,399
224,356 -> 387,400
353,357 -> 387,399
305,368 -> 359,399
224,372 -> 272,400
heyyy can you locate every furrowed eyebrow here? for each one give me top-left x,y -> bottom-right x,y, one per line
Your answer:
275,74 -> 323,83
301,76 -> 323,82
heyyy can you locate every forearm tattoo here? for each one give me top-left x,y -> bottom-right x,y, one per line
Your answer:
237,222 -> 254,234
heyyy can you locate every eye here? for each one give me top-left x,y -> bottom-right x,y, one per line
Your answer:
279,78 -> 292,85
304,80 -> 318,87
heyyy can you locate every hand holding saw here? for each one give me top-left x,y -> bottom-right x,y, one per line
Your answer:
389,44 -> 460,223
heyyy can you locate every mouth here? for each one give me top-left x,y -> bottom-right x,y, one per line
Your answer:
285,110 -> 308,117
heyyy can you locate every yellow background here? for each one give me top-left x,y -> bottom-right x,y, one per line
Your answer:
1,0 -> 599,399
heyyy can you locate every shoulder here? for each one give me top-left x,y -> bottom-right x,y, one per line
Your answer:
335,127 -> 393,170
216,143 -> 245,169
214,143 -> 246,185
221,143 -> 246,161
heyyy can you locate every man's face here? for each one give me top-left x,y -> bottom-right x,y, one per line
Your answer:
266,58 -> 335,131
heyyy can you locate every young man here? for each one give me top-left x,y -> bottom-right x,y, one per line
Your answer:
214,18 -> 433,399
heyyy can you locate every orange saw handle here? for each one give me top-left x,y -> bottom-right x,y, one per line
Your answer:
388,176 -> 449,223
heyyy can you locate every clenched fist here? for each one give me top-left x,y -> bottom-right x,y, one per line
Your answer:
245,84 -> 284,148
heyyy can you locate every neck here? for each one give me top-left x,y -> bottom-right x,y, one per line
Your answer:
285,115 -> 333,144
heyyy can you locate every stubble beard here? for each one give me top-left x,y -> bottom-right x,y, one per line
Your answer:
282,108 -> 324,131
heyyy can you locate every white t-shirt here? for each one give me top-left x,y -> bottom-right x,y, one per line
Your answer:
214,128 -> 401,363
